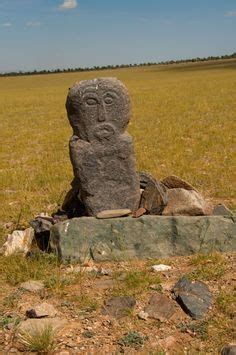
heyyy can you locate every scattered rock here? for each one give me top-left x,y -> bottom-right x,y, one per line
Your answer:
140,181 -> 168,215
172,276 -> 212,319
19,280 -> 44,292
213,204 -> 233,217
94,279 -> 116,290
144,293 -> 176,321
26,302 -> 57,318
17,317 -> 66,334
132,207 -> 147,218
96,209 -> 132,219
158,335 -> 176,350
98,268 -> 112,276
221,343 -> 236,355
102,296 -> 136,318
162,175 -> 196,191
151,264 -> 172,272
83,330 -> 95,338
162,188 -> 208,216
65,265 -> 98,274
0,228 -> 34,256
138,311 -> 149,320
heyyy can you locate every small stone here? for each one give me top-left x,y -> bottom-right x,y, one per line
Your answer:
162,188 -> 207,216
221,344 -> 236,355
94,279 -> 115,290
172,276 -> 212,319
98,268 -> 112,276
17,318 -> 67,334
102,296 -> 136,318
26,302 -> 57,318
132,207 -> 147,218
83,330 -> 95,338
19,280 -> 44,292
144,293 -> 176,321
29,217 -> 53,234
158,335 -> 176,350
65,265 -> 98,274
0,228 -> 34,256
162,175 -> 196,191
138,311 -> 149,320
96,209 -> 132,219
213,204 -> 233,217
151,264 -> 172,272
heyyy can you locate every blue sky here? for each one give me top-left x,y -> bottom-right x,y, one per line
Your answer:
0,0 -> 235,72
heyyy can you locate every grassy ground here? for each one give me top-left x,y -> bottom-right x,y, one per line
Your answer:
0,59 -> 236,239
0,61 -> 235,352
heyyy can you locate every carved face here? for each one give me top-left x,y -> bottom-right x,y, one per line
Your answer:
66,78 -> 131,142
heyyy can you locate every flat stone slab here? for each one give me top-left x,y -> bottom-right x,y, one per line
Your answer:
50,215 -> 236,262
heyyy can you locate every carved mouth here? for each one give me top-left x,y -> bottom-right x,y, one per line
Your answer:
93,123 -> 116,141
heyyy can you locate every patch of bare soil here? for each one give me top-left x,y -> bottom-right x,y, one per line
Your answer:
0,252 -> 235,354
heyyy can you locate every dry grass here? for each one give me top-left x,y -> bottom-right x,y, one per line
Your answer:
0,59 -> 236,242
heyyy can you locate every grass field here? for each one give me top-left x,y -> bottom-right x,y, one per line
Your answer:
0,59 -> 236,240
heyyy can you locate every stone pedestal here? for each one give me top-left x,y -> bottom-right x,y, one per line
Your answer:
50,215 -> 236,263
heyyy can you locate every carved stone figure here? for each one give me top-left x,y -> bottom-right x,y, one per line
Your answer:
66,77 -> 140,216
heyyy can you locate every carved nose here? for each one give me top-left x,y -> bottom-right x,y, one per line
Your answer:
98,102 -> 106,122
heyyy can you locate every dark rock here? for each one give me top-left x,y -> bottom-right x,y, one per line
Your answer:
144,293 -> 176,321
213,204 -> 233,217
29,217 -> 53,234
162,175 -> 196,191
83,330 -> 95,338
139,172 -> 168,215
221,344 -> 236,355
102,296 -> 136,318
61,178 -> 87,218
66,77 -> 140,216
162,188 -> 208,216
172,277 -> 212,319
50,215 -> 236,262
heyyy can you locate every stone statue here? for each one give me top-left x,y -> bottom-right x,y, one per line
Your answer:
66,77 -> 140,216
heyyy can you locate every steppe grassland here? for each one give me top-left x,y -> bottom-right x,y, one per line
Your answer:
0,59 -> 235,240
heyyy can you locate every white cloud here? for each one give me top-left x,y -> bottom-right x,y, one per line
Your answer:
59,0 -> 77,10
1,22 -> 12,27
26,21 -> 41,27
225,11 -> 236,17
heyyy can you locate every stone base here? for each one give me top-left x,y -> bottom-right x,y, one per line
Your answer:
49,215 -> 236,263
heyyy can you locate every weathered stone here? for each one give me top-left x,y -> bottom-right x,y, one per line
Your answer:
96,209 -> 132,219
26,302 -> 57,318
132,207 -> 147,218
144,293 -> 176,321
162,175 -> 196,191
29,217 -> 53,234
162,188 -> 207,216
0,228 -> 34,256
66,77 -> 140,216
140,181 -> 168,215
17,318 -> 66,334
50,215 -> 236,262
213,204 -> 233,217
20,280 -> 44,292
151,264 -> 172,272
138,310 -> 149,320
94,279 -> 115,290
221,344 -> 236,355
172,277 -> 212,319
102,296 -> 136,318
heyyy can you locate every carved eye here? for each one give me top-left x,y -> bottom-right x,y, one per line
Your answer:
86,98 -> 97,106
104,96 -> 113,105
